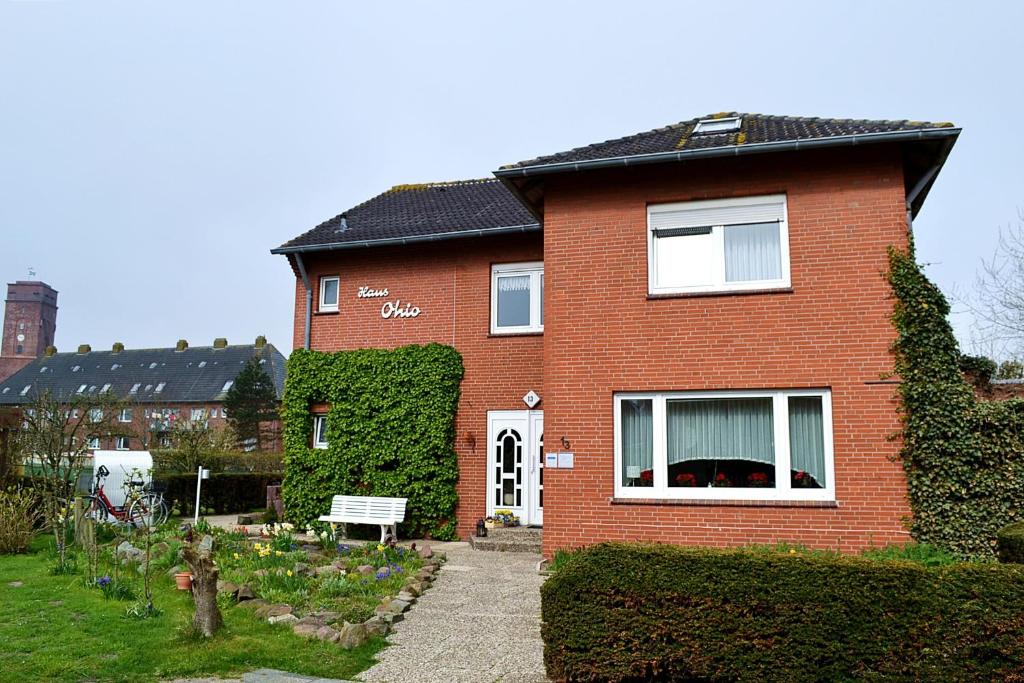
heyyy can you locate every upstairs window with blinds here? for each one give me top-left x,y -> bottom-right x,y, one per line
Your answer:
647,194 -> 790,294
491,262 -> 544,334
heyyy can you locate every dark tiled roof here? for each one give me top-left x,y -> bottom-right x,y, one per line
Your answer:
499,112 -> 957,171
273,179 -> 538,253
0,343 -> 286,405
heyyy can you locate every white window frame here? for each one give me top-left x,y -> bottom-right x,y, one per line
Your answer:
190,408 -> 206,422
312,415 -> 328,449
692,116 -> 742,134
647,194 -> 791,296
319,276 -> 340,313
613,388 -> 834,502
87,437 -> 100,450
115,436 -> 129,451
88,408 -> 104,423
118,408 -> 132,423
490,262 -> 544,334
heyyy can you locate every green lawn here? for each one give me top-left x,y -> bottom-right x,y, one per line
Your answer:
0,539 -> 383,682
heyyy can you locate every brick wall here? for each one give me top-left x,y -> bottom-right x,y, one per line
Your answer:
539,146 -> 913,555
294,234 -> 544,538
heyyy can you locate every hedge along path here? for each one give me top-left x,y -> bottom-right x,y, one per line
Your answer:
889,245 -> 1024,558
542,543 -> 1024,683
281,344 -> 463,540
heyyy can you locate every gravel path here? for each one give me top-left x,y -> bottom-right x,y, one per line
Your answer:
358,542 -> 548,683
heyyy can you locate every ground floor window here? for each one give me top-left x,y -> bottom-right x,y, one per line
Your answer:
615,389 -> 834,500
312,415 -> 328,449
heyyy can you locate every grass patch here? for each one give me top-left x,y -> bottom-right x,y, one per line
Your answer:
0,537 -> 383,682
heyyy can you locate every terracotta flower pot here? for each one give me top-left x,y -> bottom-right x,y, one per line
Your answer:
174,572 -> 193,590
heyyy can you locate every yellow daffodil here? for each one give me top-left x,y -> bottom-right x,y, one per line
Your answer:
286,570 -> 293,577
233,552 -> 240,560
275,550 -> 283,557
376,544 -> 386,552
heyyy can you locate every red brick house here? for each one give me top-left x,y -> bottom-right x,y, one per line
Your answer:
274,113 -> 959,555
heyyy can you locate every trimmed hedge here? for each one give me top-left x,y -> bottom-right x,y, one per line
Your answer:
542,543 -> 1024,682
998,521 -> 1024,563
161,472 -> 282,516
281,344 -> 463,539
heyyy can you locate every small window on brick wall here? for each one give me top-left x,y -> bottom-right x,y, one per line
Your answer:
312,415 -> 328,449
319,276 -> 340,312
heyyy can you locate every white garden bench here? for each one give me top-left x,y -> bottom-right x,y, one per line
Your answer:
318,495 -> 408,543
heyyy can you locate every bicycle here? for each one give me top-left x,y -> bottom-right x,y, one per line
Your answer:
82,465 -> 169,528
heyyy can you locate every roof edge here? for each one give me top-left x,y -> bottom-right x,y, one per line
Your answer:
271,222 -> 542,255
494,127 -> 962,178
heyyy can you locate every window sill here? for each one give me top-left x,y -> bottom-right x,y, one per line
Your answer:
647,287 -> 794,300
610,497 -> 838,508
314,310 -> 340,316
488,331 -> 544,338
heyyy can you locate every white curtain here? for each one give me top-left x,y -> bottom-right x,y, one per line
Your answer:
724,222 -> 782,282
498,275 -> 530,292
789,397 -> 826,485
666,398 -> 775,466
621,399 -> 653,484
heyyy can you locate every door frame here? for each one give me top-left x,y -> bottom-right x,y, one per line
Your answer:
486,410 -> 543,527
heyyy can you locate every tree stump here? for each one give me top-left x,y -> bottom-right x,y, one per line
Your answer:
181,535 -> 223,637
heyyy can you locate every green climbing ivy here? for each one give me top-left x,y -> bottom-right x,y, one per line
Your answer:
889,244 -> 1024,558
280,343 -> 464,540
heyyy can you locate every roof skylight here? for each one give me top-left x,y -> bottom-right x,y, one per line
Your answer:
20,385 -> 31,396
100,383 -> 111,393
692,116 -> 742,134
76,384 -> 87,394
222,380 -> 234,392
154,382 -> 166,393
129,383 -> 141,394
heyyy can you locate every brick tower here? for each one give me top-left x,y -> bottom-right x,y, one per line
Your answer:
0,281 -> 58,383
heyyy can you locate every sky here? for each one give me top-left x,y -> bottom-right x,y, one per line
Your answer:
1,1 -> 1021,356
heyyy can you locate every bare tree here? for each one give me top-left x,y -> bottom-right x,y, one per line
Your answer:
12,390 -> 134,566
962,211 -> 1024,359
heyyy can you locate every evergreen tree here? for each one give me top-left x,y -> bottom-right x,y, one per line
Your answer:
223,356 -> 279,451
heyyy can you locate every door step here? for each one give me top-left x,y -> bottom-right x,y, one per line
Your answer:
470,526 -> 542,553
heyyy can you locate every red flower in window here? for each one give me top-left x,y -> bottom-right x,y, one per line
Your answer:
715,473 -> 728,482
747,471 -> 770,487
675,472 -> 697,487
639,469 -> 653,482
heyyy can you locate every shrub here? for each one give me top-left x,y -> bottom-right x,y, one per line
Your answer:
998,521 -> 1024,563
281,344 -> 463,539
0,486 -> 41,553
152,450 -> 283,474
889,246 -> 1024,557
541,543 -> 1024,683
160,472 -> 282,516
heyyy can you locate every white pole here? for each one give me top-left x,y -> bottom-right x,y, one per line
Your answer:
194,466 -> 204,525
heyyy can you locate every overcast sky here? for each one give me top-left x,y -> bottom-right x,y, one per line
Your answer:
1,1 -> 1020,356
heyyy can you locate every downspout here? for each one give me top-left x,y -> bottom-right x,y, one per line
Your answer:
294,253 -> 312,350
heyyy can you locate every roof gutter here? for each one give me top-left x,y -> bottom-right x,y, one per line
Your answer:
293,253 -> 312,350
271,222 -> 541,256
494,127 -> 962,179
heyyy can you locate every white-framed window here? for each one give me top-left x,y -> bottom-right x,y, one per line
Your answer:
614,389 -> 834,501
692,116 -> 742,134
491,262 -> 544,334
190,408 -> 206,421
647,194 -> 790,295
118,408 -> 133,423
88,408 -> 104,423
312,415 -> 328,449
87,437 -> 100,449
319,276 -> 340,312
115,436 -> 129,450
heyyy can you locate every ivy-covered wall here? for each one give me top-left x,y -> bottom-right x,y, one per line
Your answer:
281,343 -> 464,540
889,245 -> 1024,558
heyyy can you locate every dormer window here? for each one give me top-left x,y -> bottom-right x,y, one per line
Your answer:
692,116 -> 742,134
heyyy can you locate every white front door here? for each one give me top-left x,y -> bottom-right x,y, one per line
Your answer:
487,410 -> 543,526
